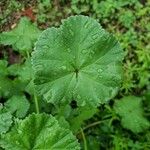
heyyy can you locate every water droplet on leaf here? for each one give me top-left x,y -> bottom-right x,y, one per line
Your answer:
92,33 -> 99,40
81,49 -> 87,54
18,129 -> 23,134
98,69 -> 102,73
99,75 -> 102,78
80,100 -> 86,106
84,21 -> 91,29
61,66 -> 67,70
67,48 -> 71,53
77,95 -> 81,100
69,29 -> 74,36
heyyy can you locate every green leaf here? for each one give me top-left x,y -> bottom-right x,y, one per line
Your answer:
0,77 -> 27,98
18,58 -> 33,81
4,95 -> 30,118
69,105 -> 98,132
32,15 -> 124,107
7,63 -> 21,77
86,135 -> 100,150
8,58 -> 33,82
0,113 -> 80,150
0,110 -> 13,134
0,17 -> 41,54
0,77 -> 13,98
119,10 -> 136,28
114,96 -> 150,133
0,60 -> 8,77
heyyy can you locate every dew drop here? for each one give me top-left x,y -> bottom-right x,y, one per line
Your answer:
99,75 -> 102,78
80,100 -> 86,106
90,50 -> 95,54
44,91 -> 52,100
84,21 -> 91,29
70,30 -> 74,36
98,69 -> 102,73
40,79 -> 45,84
77,95 -> 81,100
81,49 -> 87,54
18,129 -> 23,134
42,45 -> 49,49
15,141 -> 20,145
61,66 -> 67,70
92,33 -> 99,40
94,87 -> 97,91
88,55 -> 93,59
36,64 -> 43,69
91,41 -> 95,44
67,48 -> 71,53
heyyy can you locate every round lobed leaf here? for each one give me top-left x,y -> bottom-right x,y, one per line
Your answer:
5,95 -> 30,118
0,111 -> 12,135
114,96 -> 150,133
32,15 -> 124,107
0,113 -> 80,150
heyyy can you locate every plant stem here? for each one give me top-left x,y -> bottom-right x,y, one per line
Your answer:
26,51 -> 30,58
83,120 -> 102,131
81,128 -> 88,150
34,91 -> 40,114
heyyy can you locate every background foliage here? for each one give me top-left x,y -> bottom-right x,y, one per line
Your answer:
0,0 -> 150,149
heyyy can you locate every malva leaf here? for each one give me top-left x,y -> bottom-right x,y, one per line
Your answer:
17,58 -> 33,82
0,110 -> 12,134
69,105 -> 98,132
0,17 -> 41,54
0,60 -> 8,77
4,95 -> 30,118
8,58 -> 33,82
0,77 -> 13,98
32,15 -> 124,107
114,96 -> 150,133
0,113 -> 80,150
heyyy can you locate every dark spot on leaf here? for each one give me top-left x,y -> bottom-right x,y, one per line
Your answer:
111,119 -> 120,126
70,100 -> 78,109
108,99 -> 114,107
0,97 -> 6,104
74,69 -> 79,79
24,92 -> 31,100
7,75 -> 17,80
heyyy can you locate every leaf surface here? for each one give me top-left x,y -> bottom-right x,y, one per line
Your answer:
32,15 -> 124,106
114,96 -> 150,133
0,17 -> 41,54
4,95 -> 30,118
0,60 -> 8,77
69,105 -> 98,132
0,110 -> 12,134
0,113 -> 80,150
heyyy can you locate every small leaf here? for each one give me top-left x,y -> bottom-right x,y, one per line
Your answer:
0,60 -> 8,77
8,58 -> 33,82
0,113 -> 80,150
69,105 -> 98,132
0,77 -> 13,98
114,96 -> 150,133
18,58 -> 33,81
0,109 -> 13,134
32,15 -> 124,107
0,17 -> 41,54
5,95 -> 30,118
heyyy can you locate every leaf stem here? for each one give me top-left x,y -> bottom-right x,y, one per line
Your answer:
34,91 -> 40,114
83,120 -> 102,131
81,128 -> 88,150
26,51 -> 30,58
